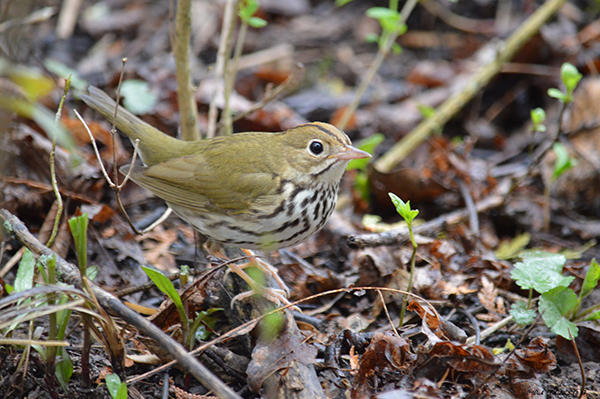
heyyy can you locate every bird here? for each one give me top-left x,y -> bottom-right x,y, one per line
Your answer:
80,86 -> 370,303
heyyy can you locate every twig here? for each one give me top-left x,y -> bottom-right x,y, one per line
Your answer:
569,330 -> 586,399
419,0 -> 496,34
0,6 -> 55,34
459,181 -> 479,237
73,109 -> 141,235
374,0 -> 570,173
378,290 -> 400,338
206,0 -> 239,138
221,5 -> 247,136
46,78 -> 71,248
55,0 -> 81,39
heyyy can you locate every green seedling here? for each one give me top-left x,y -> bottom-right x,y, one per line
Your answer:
365,6 -> 407,55
530,108 -> 546,133
142,266 -> 220,350
106,373 -> 128,399
543,142 -> 577,230
510,251 -> 600,339
238,0 -> 267,28
389,193 -> 419,326
547,63 -> 582,104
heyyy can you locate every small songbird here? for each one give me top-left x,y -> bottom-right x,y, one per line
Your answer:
81,86 -> 370,301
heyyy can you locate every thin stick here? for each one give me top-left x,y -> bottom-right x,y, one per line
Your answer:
173,0 -> 200,141
206,0 -> 238,138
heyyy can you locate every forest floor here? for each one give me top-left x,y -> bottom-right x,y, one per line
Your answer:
1,0 -> 600,398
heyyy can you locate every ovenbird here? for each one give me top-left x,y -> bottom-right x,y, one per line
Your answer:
80,86 -> 370,251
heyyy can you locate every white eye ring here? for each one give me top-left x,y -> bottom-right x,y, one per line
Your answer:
307,140 -> 324,156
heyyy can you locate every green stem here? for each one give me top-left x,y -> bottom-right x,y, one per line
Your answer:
399,222 -> 417,327
399,244 -> 417,327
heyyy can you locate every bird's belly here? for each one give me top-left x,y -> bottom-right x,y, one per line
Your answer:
168,183 -> 338,250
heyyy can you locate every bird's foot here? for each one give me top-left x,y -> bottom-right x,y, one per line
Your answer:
239,249 -> 291,297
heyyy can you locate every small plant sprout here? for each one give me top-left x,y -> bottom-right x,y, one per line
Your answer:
543,142 -> 577,230
389,193 -> 419,326
106,373 -> 128,399
238,0 -> 267,28
365,6 -> 407,55
142,266 -> 220,350
547,63 -> 582,105
510,252 -> 600,340
530,108 -> 546,133
550,142 -> 577,184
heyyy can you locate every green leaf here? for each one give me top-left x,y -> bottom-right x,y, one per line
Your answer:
366,7 -> 399,21
106,373 -> 127,399
417,104 -> 436,119
366,7 -> 405,34
560,63 -> 582,92
389,193 -> 419,223
365,33 -> 379,43
55,347 -> 73,392
581,259 -> 600,300
0,96 -> 75,152
68,214 -> 88,270
352,171 -> 370,202
86,265 -> 98,281
391,42 -> 403,55
511,251 -> 573,293
8,65 -> 55,100
494,232 -> 530,260
142,266 -> 187,325
552,142 -> 576,181
510,300 -> 537,326
530,108 -> 546,125
14,249 -> 36,293
120,80 -> 158,115
191,308 -> 222,342
539,287 -> 579,339
585,310 -> 600,321
547,88 -> 565,100
248,16 -> 267,28
346,133 -> 383,171
335,0 -> 354,6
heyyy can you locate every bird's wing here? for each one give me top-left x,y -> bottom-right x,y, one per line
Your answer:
125,153 -> 280,214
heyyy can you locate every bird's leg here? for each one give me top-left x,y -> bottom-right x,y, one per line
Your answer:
226,261 -> 290,307
238,249 -> 291,297
204,242 -> 290,306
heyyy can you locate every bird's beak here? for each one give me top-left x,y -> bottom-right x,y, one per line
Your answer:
329,145 -> 371,160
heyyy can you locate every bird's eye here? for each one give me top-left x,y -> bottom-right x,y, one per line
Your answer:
308,140 -> 324,155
